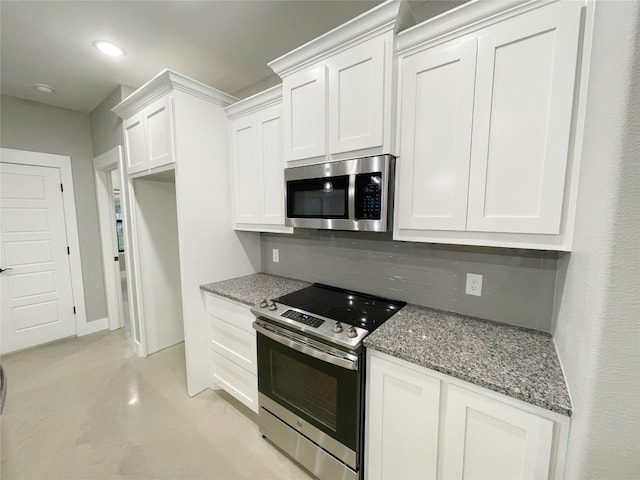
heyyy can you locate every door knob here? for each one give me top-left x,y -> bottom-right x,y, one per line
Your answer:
0,267 -> 14,274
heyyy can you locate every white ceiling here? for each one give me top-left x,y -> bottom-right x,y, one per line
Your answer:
0,0 -> 466,114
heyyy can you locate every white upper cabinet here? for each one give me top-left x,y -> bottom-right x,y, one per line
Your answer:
230,115 -> 260,225
397,38 -> 477,232
283,66 -> 327,161
122,94 -> 175,176
123,112 -> 146,174
258,105 -> 288,226
226,86 -> 293,234
328,36 -> 385,155
269,1 -> 401,166
394,0 -> 589,251
467,2 -> 582,235
144,95 -> 174,171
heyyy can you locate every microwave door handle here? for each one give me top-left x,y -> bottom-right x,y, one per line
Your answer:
348,174 -> 356,220
254,323 -> 358,371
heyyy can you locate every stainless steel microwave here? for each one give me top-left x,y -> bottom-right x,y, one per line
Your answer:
285,155 -> 395,232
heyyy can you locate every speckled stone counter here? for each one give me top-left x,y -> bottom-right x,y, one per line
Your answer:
364,304 -> 572,416
200,273 -> 310,307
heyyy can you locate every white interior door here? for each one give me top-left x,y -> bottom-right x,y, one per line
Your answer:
0,162 -> 76,354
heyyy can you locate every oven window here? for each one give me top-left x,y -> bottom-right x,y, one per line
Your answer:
272,350 -> 338,431
287,176 -> 349,218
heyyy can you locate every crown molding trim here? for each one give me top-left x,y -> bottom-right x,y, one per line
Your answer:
396,0 -> 559,55
268,0 -> 402,77
112,69 -> 237,118
225,84 -> 282,119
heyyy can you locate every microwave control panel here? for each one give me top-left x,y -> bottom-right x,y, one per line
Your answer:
355,172 -> 382,220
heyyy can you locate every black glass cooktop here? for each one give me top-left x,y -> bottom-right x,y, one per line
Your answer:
273,284 -> 406,331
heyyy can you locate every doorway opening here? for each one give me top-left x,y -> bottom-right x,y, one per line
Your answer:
112,170 -> 130,332
94,147 -> 132,346
130,169 -> 184,354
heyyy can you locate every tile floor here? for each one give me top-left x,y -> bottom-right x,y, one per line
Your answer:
0,329 -> 313,480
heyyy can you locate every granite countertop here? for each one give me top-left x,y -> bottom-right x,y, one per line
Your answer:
202,273 -> 571,416
200,273 -> 310,307
364,304 -> 572,416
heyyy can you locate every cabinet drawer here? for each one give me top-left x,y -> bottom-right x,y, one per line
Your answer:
211,351 -> 258,413
211,318 -> 257,375
204,293 -> 254,333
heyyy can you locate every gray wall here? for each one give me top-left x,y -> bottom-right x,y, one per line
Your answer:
261,230 -> 558,332
1,94 -> 107,321
232,74 -> 280,100
553,1 -> 640,477
89,85 -> 134,157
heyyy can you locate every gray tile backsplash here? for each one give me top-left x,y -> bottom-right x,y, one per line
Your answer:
260,230 -> 558,332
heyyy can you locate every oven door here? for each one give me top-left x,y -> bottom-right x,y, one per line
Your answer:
255,322 -> 361,466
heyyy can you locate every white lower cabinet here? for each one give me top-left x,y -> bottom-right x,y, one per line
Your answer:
204,292 -> 258,413
367,351 -> 441,480
441,385 -> 554,480
366,350 -> 570,480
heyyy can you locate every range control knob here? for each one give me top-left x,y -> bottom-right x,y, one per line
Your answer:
267,301 -> 277,311
259,299 -> 268,308
347,326 -> 358,338
333,322 -> 343,333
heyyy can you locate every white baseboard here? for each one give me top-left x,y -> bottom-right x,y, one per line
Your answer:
76,317 -> 108,336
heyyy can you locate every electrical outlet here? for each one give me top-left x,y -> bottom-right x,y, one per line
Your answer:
465,273 -> 483,296
272,249 -> 279,263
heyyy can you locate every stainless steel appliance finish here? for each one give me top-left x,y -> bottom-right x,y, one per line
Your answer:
252,284 -> 405,480
260,393 -> 357,468
284,155 -> 395,232
259,399 -> 358,480
254,320 -> 359,370
251,303 -> 368,352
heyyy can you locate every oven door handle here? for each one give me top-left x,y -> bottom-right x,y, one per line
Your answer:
254,323 -> 358,371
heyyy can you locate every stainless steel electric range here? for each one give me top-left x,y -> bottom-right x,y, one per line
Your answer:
251,283 -> 405,480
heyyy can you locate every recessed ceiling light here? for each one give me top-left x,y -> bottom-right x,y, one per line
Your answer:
94,40 -> 125,57
34,83 -> 55,94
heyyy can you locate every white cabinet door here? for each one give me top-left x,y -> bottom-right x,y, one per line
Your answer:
328,36 -> 385,155
144,95 -> 175,171
367,352 -> 441,480
257,104 -> 286,225
282,66 -> 327,161
123,95 -> 175,176
467,2 -> 582,234
123,111 -> 147,175
441,384 -> 554,480
231,115 -> 261,224
397,38 -> 477,232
